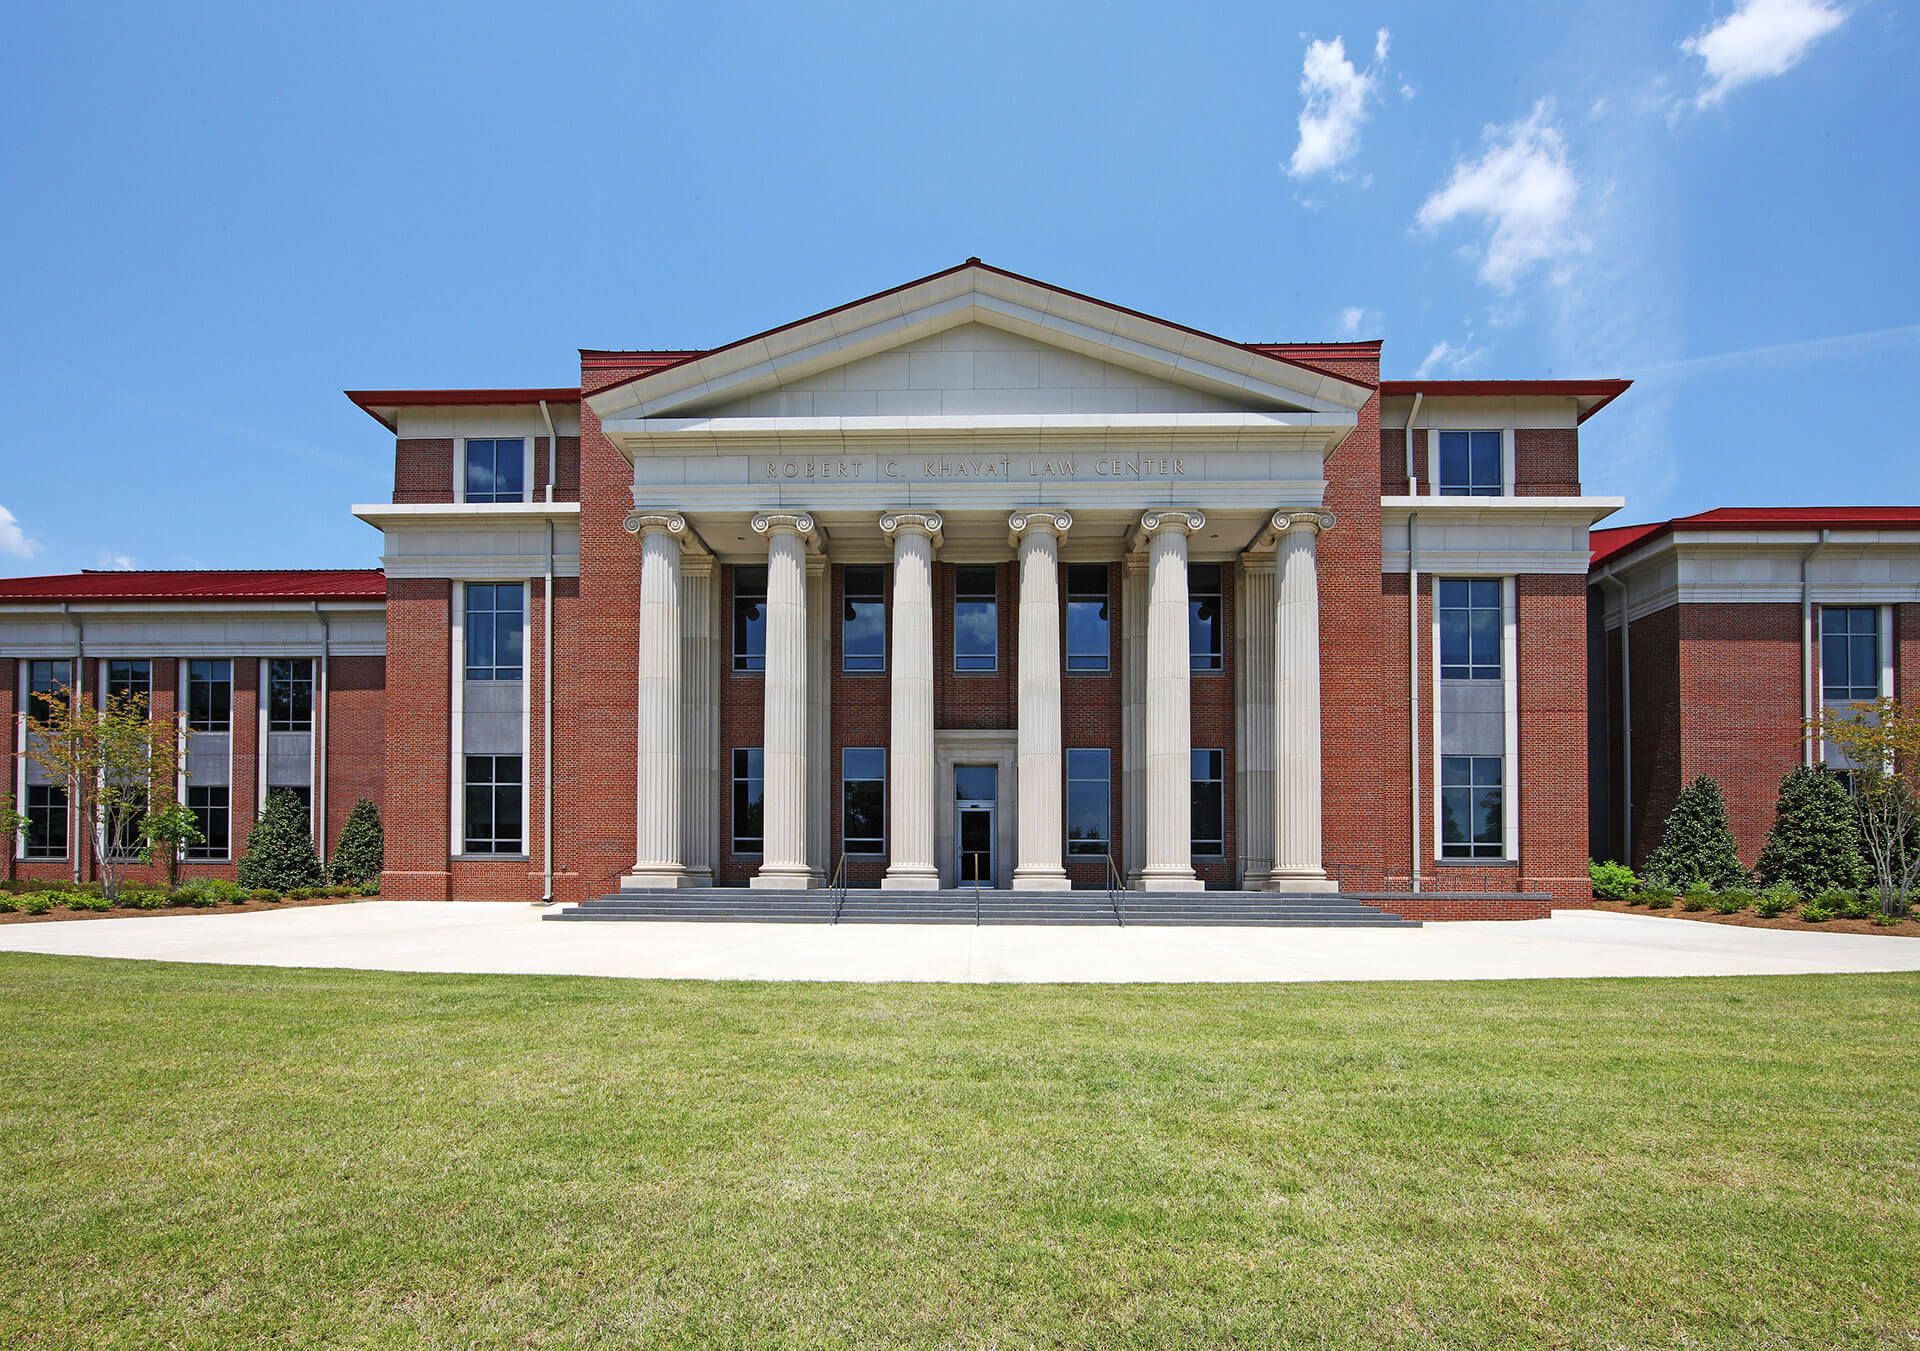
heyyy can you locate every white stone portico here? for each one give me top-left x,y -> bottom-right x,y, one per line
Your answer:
589,262 -> 1369,890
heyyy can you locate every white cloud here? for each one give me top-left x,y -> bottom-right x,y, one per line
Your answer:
1682,0 -> 1846,108
0,504 -> 40,561
1415,100 -> 1587,292
93,551 -> 137,571
1287,30 -> 1390,180
1334,306 -> 1371,338
1414,339 -> 1484,379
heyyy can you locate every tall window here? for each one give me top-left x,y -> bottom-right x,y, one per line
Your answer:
1437,430 -> 1502,495
1066,748 -> 1111,858
1189,564 -> 1224,672
187,659 -> 232,733
841,748 -> 886,855
1066,564 -> 1110,673
463,754 -> 523,854
27,659 -> 71,722
464,583 -> 525,681
1821,607 -> 1881,702
1441,756 -> 1504,859
731,748 -> 764,854
268,658 -> 316,731
24,785 -> 67,859
106,659 -> 151,711
463,438 -> 526,503
102,660 -> 152,859
186,786 -> 229,860
1191,749 -> 1225,856
732,567 -> 768,673
953,565 -> 998,672
1439,579 -> 1502,681
842,566 -> 887,673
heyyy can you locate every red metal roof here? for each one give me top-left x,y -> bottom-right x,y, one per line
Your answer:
1591,507 -> 1920,569
345,388 -> 580,431
1381,378 -> 1631,423
0,569 -> 387,604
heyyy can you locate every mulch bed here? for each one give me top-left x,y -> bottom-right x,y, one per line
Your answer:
0,896 -> 365,926
1587,898 -> 1920,937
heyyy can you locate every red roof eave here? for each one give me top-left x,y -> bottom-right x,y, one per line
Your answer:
1380,378 -> 1631,423
1590,506 -> 1920,570
0,569 -> 388,605
345,388 -> 580,431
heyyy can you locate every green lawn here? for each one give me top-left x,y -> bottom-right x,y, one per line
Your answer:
2,957 -> 1916,1348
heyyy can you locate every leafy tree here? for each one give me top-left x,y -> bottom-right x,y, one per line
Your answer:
0,791 -> 27,883
238,790 -> 326,893
1819,698 -> 1920,916
1754,765 -> 1868,895
140,799 -> 205,890
1644,775 -> 1748,890
329,798 -> 384,888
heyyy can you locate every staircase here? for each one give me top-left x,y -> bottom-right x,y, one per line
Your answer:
545,887 -> 1419,927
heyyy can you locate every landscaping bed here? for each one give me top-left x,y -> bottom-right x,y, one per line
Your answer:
1588,896 -> 1920,936
0,879 -> 374,924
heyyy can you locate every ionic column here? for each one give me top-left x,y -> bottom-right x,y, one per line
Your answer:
1010,510 -> 1072,890
1269,510 -> 1338,893
624,510 -> 691,888
750,512 -> 814,889
880,512 -> 941,889
1137,510 -> 1204,892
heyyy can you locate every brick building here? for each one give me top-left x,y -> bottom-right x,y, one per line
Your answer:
4,261 -> 1659,918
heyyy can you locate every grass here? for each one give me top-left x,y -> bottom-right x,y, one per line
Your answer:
2,957 -> 1917,1348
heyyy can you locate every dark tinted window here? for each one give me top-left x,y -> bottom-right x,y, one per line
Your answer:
842,566 -> 886,672
1189,564 -> 1223,672
1438,430 -> 1501,495
733,567 -> 768,673
1438,579 -> 1502,681
1066,564 -> 1110,673
954,566 -> 998,672
842,747 -> 886,854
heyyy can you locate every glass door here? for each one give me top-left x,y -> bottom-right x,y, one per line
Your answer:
954,764 -> 997,887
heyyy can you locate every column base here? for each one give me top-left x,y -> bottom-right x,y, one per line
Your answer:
1267,868 -> 1338,894
1012,869 -> 1072,891
750,866 -> 814,890
1136,867 -> 1204,892
881,866 -> 940,891
621,866 -> 693,890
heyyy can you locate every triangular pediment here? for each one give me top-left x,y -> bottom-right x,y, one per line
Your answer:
586,261 -> 1371,423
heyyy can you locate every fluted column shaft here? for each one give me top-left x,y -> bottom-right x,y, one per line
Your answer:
625,513 -> 690,888
752,514 -> 813,888
1011,511 -> 1072,890
1139,510 -> 1204,891
1270,511 -> 1337,892
880,512 -> 941,890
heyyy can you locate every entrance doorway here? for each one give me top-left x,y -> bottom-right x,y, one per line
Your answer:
954,764 -> 997,887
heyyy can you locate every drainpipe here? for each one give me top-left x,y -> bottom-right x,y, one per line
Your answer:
538,399 -> 558,904
1801,528 -> 1832,766
1404,392 -> 1424,891
1597,568 -> 1632,863
312,602 -> 330,863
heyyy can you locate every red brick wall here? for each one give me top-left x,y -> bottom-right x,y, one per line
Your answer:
323,655 -> 385,862
1899,603 -> 1918,703
394,440 -> 454,504
1625,605 -> 1682,872
932,561 -> 1017,730
530,437 -> 582,502
380,579 -> 452,898
1515,429 -> 1580,495
1515,574 -> 1591,902
1677,602 -> 1802,868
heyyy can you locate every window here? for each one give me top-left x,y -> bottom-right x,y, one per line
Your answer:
1438,430 -> 1502,495
27,659 -> 71,722
1066,748 -> 1111,858
24,785 -> 66,859
732,567 -> 768,673
1821,606 -> 1880,703
841,747 -> 886,854
731,748 -> 764,854
1066,564 -> 1110,673
1189,564 -> 1224,672
464,583 -> 525,681
187,659 -> 232,733
463,754 -> 523,854
842,566 -> 886,673
1439,579 -> 1502,681
103,801 -> 145,860
1441,756 -> 1504,859
953,566 -> 998,672
463,437 -> 526,503
106,659 -> 151,711
1191,749 -> 1225,856
186,785 -> 229,860
268,659 -> 316,732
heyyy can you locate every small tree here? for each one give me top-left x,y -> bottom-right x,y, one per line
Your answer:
0,791 -> 28,883
1817,698 -> 1920,916
237,790 -> 326,893
140,799 -> 205,890
329,798 -> 384,888
1644,775 -> 1749,890
21,683 -> 185,903
1754,765 -> 1868,895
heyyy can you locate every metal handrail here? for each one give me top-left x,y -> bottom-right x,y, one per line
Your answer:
1105,852 -> 1126,927
829,852 -> 849,924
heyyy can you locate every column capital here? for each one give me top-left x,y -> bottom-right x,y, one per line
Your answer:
751,511 -> 820,548
1134,508 -> 1206,548
1272,509 -> 1336,537
1007,509 -> 1072,546
623,509 -> 687,539
879,510 -> 944,548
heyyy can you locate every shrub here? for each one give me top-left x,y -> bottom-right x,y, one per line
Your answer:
16,895 -> 54,916
171,878 -> 248,907
0,895 -> 15,913
329,799 -> 384,888
356,880 -> 379,897
1679,881 -> 1715,911
1588,859 -> 1639,900
237,791 -> 326,893
123,891 -> 169,911
1644,776 -> 1750,891
1755,765 -> 1870,895
63,892 -> 112,913
1871,912 -> 1901,927
1711,889 -> 1753,915
248,889 -> 280,904
1755,886 -> 1796,918
1839,892 -> 1879,921
1799,899 -> 1836,923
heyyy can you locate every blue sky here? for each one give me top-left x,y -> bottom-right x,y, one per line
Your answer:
1,1 -> 1913,575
